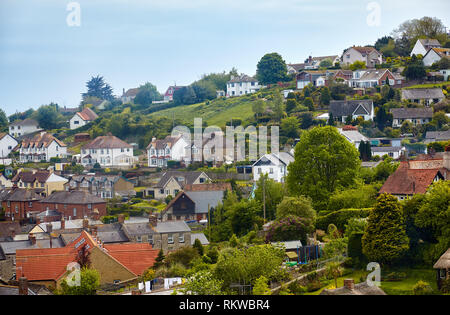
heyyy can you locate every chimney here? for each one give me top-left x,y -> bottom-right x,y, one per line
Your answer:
344,279 -> 355,291
91,226 -> 98,237
60,218 -> 65,230
9,227 -> 16,239
46,223 -> 53,234
149,214 -> 157,227
82,218 -> 89,230
18,277 -> 28,295
29,234 -> 36,245
444,146 -> 450,172
118,214 -> 125,224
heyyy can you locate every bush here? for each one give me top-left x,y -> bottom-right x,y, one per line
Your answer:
412,280 -> 433,295
316,208 -> 372,231
441,279 -> 450,294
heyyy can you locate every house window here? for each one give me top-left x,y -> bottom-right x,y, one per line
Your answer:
148,234 -> 153,245
29,202 -> 32,207
199,178 -> 205,183
269,168 -> 273,174
136,236 -> 142,242
179,234 -> 185,243
73,208 -> 77,217
258,168 -> 262,174
15,205 -> 18,213
440,269 -> 446,279
168,214 -> 172,221
168,234 -> 174,244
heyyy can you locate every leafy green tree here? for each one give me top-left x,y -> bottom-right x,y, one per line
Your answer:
319,59 -> 333,68
414,180 -> 450,262
327,185 -> 377,212
303,97 -> 314,111
276,196 -> 315,220
58,268 -> 100,295
349,61 -> 366,71
280,116 -> 299,138
328,112 -> 335,126
256,53 -> 289,85
285,99 -> 298,113
271,91 -> 285,121
393,17 -> 447,49
36,104 -> 60,130
358,141 -> 372,161
193,238 -> 204,256
299,112 -> 314,129
134,82 -> 161,106
0,109 -> 8,132
82,75 -> 114,101
165,246 -> 199,268
403,62 -> 426,80
229,234 -> 239,248
253,276 -> 271,295
374,106 -> 393,130
153,249 -> 165,269
254,175 -> 284,221
320,87 -> 331,105
326,262 -> 343,289
181,271 -> 224,295
214,245 -> 285,291
173,86 -> 197,105
252,99 -> 266,118
362,194 -> 409,265
287,126 -> 360,208
192,80 -> 217,102
229,199 -> 264,236
266,215 -> 314,244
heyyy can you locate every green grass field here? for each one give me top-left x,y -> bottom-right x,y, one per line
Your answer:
404,82 -> 450,89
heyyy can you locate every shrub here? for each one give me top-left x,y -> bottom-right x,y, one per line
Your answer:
441,279 -> 450,293
412,280 -> 433,295
316,208 -> 372,231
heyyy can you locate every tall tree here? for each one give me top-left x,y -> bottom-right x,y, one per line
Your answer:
362,194 -> 409,266
256,53 -> 289,85
134,82 -> 162,106
0,109 -> 8,132
392,17 -> 447,48
287,126 -> 360,208
36,103 -> 60,130
82,75 -> 114,101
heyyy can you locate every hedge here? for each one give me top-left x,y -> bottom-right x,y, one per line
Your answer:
316,208 -> 372,231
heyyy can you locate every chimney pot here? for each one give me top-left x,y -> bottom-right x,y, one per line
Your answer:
82,218 -> 89,230
29,234 -> 36,245
9,227 -> 16,238
149,214 -> 157,227
344,279 -> 355,290
46,223 -> 53,234
18,277 -> 28,295
60,218 -> 65,230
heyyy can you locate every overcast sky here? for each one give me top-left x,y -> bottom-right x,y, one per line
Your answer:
0,0 -> 449,115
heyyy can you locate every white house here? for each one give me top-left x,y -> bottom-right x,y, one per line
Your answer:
8,119 -> 40,138
0,173 -> 12,189
81,135 -> 136,168
439,69 -> 450,81
0,133 -> 18,158
423,48 -> 450,66
371,146 -> 406,160
341,46 -> 383,68
19,132 -> 67,163
391,107 -> 434,128
304,55 -> 340,69
121,88 -> 140,104
69,107 -> 99,130
252,152 -> 294,183
147,135 -> 189,168
338,127 -> 368,149
410,38 -> 442,57
401,88 -> 445,106
226,74 -> 261,97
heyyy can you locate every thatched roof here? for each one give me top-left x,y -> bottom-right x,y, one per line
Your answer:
433,248 -> 450,269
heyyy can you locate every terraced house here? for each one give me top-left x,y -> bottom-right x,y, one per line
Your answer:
64,175 -> 135,199
11,170 -> 68,196
81,135 -> 136,168
147,135 -> 189,168
19,132 -> 67,163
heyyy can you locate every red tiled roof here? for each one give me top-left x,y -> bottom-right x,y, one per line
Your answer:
379,162 -> 443,195
104,243 -> 158,275
77,107 -> 98,121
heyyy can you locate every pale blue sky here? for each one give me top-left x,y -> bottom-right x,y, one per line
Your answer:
0,0 -> 449,115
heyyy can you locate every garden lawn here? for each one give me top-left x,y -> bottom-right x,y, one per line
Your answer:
404,82 -> 450,89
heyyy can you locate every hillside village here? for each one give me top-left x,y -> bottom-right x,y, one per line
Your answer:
0,16 -> 450,296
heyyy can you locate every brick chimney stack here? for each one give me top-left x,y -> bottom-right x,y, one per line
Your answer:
149,214 -> 157,227
60,218 -> 65,230
29,234 -> 36,245
46,223 -> 53,234
9,227 -> 16,239
82,218 -> 89,230
18,277 -> 28,295
344,279 -> 355,291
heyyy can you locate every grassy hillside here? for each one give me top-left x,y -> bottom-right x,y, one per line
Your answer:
149,86 -> 284,127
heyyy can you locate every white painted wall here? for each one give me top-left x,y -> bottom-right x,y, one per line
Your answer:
69,113 -> 88,130
0,134 -> 18,158
9,124 -> 39,138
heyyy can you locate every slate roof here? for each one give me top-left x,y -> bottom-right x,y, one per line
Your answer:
0,222 -> 21,239
401,88 -> 444,100
350,46 -> 380,55
183,182 -> 231,192
418,38 -> 442,48
228,74 -> 257,83
40,191 -> 105,205
0,238 -> 65,255
425,130 -> 450,141
390,107 -> 433,119
146,135 -> 182,150
155,171 -> 209,189
371,146 -> 404,153
338,129 -> 368,143
12,171 -> 51,184
20,132 -> 66,148
0,285 -> 36,295
82,135 -> 133,149
191,233 -> 209,246
329,100 -> 373,117
253,152 -> 295,167
154,221 -> 191,234
379,161 -> 444,195
2,188 -> 43,202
